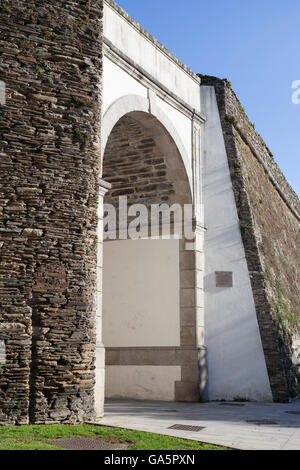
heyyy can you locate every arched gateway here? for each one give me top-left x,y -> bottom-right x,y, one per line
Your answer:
95,95 -> 206,414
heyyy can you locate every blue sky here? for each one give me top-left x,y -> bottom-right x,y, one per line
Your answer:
117,0 -> 300,197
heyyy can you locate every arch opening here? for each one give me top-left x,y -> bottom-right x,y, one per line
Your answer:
97,110 -> 201,406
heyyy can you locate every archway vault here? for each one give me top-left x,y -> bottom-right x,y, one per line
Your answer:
101,94 -> 193,190
94,97 -> 206,412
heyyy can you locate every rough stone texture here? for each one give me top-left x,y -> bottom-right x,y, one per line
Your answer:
103,115 -> 175,203
0,323 -> 30,424
0,0 -> 103,424
200,75 -> 300,401
103,114 -> 175,220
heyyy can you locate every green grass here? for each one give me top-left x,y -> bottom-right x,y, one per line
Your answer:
0,424 -> 228,451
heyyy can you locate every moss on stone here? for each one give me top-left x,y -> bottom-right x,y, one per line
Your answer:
73,128 -> 92,147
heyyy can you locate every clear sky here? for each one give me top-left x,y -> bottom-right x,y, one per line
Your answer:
116,0 -> 300,197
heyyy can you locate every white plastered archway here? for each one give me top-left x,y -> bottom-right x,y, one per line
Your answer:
95,94 -> 198,413
101,94 -> 192,188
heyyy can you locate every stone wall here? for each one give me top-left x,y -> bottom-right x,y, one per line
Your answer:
103,115 -> 175,209
200,75 -> 300,401
0,0 -> 103,424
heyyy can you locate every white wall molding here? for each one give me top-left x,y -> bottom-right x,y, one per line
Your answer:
103,40 -> 205,125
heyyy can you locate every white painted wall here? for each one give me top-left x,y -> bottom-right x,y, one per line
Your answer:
102,57 -> 148,116
103,239 -> 180,348
156,95 -> 192,163
292,335 -> 300,367
104,2 -> 201,112
106,366 -> 181,401
202,86 -> 273,402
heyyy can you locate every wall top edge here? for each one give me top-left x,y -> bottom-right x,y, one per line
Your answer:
104,0 -> 201,85
103,40 -> 205,123
200,76 -> 300,221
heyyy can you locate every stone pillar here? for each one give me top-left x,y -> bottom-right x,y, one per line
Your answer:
192,121 -> 208,399
0,0 -> 104,424
194,225 -> 207,398
95,179 -> 111,417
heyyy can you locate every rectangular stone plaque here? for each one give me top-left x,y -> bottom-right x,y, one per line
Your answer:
215,271 -> 233,288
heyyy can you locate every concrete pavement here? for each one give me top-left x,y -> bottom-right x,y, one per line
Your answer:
90,399 -> 300,450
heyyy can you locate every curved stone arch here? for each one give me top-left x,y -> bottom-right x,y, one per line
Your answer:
101,94 -> 192,195
97,93 -> 203,408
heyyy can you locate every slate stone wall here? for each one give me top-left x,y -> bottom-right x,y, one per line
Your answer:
200,75 -> 300,401
0,0 -> 103,424
103,115 -> 175,208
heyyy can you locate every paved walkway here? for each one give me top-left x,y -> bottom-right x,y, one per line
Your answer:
92,399 -> 300,450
